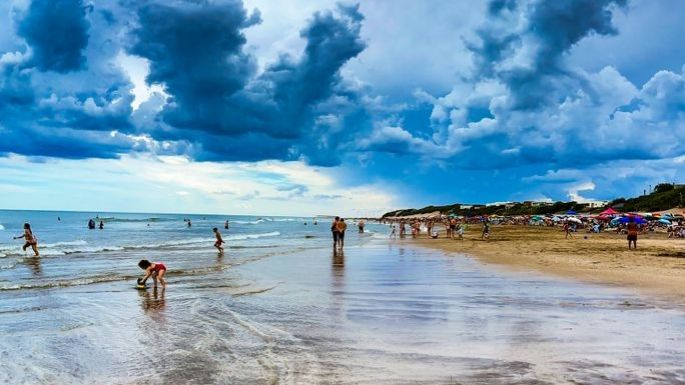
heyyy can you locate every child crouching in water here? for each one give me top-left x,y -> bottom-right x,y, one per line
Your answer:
138,260 -> 167,287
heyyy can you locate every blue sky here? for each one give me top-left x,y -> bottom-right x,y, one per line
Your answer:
1,0 -> 684,216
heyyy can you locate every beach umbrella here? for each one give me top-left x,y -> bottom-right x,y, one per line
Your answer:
566,210 -> 577,215
618,216 -> 646,224
658,218 -> 671,225
599,208 -> 619,216
567,217 -> 582,224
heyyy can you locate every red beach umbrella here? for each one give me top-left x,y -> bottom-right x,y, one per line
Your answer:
599,208 -> 619,216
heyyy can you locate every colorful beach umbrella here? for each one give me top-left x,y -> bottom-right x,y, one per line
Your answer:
658,218 -> 671,225
566,210 -> 577,215
599,208 -> 619,216
618,216 -> 646,224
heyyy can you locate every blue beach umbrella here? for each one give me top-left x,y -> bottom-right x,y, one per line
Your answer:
658,218 -> 671,225
618,216 -> 646,224
566,210 -> 577,215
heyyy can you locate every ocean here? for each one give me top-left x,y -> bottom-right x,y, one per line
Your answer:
0,210 -> 379,291
1,210 -> 685,384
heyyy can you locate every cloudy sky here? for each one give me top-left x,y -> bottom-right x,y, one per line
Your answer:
1,0 -> 684,216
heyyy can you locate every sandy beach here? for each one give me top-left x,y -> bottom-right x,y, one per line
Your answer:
411,225 -> 685,300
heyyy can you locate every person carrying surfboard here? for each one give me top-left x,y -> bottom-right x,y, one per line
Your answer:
138,260 -> 167,287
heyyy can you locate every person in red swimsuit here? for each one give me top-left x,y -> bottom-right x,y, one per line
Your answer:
138,260 -> 167,287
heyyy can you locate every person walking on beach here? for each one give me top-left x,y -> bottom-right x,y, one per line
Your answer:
138,260 -> 167,287
456,223 -> 464,240
390,224 -> 397,238
14,223 -> 39,256
358,220 -> 365,233
449,218 -> 457,239
331,217 -> 340,248
336,218 -> 348,250
213,227 -> 225,253
563,221 -> 573,239
481,221 -> 490,241
627,218 -> 638,250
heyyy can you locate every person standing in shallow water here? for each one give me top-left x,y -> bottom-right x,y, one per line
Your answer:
14,223 -> 39,256
213,227 -> 225,253
336,218 -> 348,250
331,216 -> 340,248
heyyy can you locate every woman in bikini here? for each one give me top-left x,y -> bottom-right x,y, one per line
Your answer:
14,223 -> 39,256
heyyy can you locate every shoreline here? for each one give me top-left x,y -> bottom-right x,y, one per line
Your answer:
404,225 -> 685,301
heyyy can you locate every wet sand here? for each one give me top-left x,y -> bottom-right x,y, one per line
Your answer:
412,225 -> 685,300
2,239 -> 685,384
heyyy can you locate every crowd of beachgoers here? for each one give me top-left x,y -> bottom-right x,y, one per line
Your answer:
380,207 -> 685,240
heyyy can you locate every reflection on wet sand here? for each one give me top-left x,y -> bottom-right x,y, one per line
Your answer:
139,286 -> 166,313
332,249 -> 345,287
24,256 -> 42,275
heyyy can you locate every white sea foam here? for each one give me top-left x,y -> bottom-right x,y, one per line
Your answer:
0,224 -> 5,230
227,231 -> 280,241
127,231 -> 280,250
42,240 -> 88,248
0,232 -> 281,257
233,219 -> 266,225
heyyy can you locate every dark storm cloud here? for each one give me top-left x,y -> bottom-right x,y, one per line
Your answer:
265,4 -> 366,138
129,1 -> 366,164
129,0 -> 260,134
18,0 -> 90,73
0,1 -> 137,159
469,0 -> 627,109
1,0 -> 366,163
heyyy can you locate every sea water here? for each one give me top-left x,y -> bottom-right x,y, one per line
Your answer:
1,210 -> 685,384
0,210 -> 376,291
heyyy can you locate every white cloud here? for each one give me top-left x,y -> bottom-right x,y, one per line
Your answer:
0,154 -> 398,217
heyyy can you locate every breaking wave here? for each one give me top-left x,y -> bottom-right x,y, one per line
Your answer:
0,232 -> 281,257
100,217 -> 172,223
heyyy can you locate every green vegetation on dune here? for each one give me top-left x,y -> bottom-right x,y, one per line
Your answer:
610,184 -> 685,213
382,184 -> 685,218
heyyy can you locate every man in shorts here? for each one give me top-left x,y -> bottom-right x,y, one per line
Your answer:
626,218 -> 638,249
